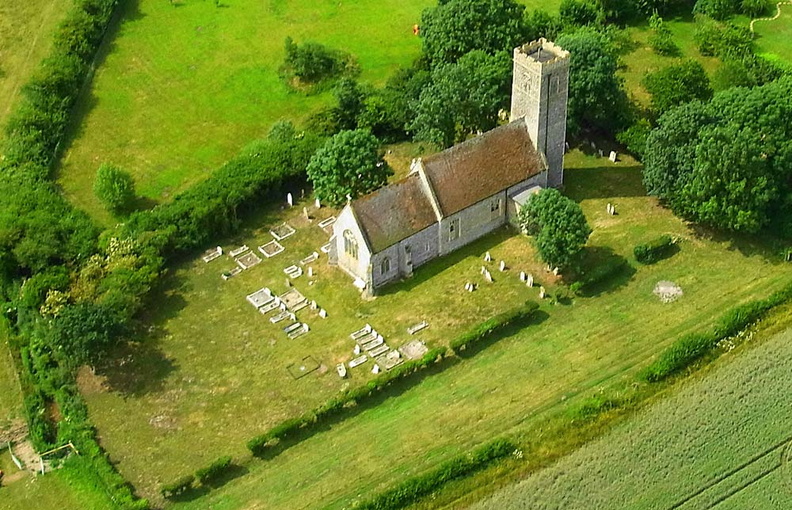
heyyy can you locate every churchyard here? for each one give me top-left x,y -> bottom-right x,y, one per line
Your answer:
75,149 -> 792,505
473,305 -> 792,510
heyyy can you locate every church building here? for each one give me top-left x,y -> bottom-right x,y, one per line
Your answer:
331,38 -> 570,292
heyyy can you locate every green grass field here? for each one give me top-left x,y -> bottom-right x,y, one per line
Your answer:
54,0 -> 561,223
754,2 -> 792,65
0,321 -> 23,436
474,314 -> 792,509
0,0 -> 72,134
77,150 -> 792,506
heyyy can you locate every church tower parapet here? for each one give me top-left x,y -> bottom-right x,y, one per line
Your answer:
510,38 -> 570,188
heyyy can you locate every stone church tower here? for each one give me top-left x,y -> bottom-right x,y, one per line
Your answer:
510,38 -> 570,188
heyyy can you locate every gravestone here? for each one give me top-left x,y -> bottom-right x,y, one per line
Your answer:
484,270 -> 493,283
526,274 -> 534,287
315,198 -> 321,209
485,251 -> 492,262
303,206 -> 309,220
520,271 -> 526,282
372,364 -> 380,374
499,260 -> 506,272
609,151 -> 617,163
308,267 -> 314,277
354,344 -> 361,355
598,149 -> 604,158
287,192 -> 293,207
310,300 -> 317,310
539,286 -> 546,299
319,308 -> 327,318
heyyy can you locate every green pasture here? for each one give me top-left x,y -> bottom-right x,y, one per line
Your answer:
474,315 -> 792,509
754,3 -> 792,65
78,150 -> 792,505
0,0 -> 72,134
54,0 -> 561,223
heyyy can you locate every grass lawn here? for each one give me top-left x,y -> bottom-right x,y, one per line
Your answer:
0,0 -> 72,134
0,320 -> 23,436
474,308 -> 792,509
54,0 -> 561,224
79,150 -> 792,506
0,452 -> 115,510
754,2 -> 792,65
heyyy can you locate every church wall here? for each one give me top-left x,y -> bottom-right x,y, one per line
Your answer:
439,191 -> 507,256
333,206 -> 372,287
370,224 -> 439,289
506,171 -> 549,224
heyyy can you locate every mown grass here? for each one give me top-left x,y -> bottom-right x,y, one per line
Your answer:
78,150 -> 792,506
54,0 -> 561,224
754,3 -> 792,64
0,452 -> 115,510
473,308 -> 792,509
0,0 -> 72,134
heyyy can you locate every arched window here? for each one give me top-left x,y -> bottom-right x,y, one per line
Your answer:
343,230 -> 358,259
381,257 -> 391,275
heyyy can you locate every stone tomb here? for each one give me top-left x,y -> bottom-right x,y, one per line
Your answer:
236,252 -> 262,269
270,222 -> 296,241
400,340 -> 428,360
258,240 -> 284,258
279,288 -> 308,311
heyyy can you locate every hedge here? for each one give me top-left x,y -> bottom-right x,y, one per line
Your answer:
355,438 -> 515,510
570,257 -> 629,295
160,475 -> 195,499
449,301 -> 539,352
640,282 -> 792,382
248,347 -> 448,455
634,235 -> 674,264
195,456 -> 233,485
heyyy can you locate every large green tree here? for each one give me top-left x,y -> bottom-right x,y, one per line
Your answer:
518,188 -> 592,270
642,60 -> 712,115
420,0 -> 526,65
644,77 -> 792,234
556,29 -> 630,136
306,129 -> 392,206
410,50 -> 512,147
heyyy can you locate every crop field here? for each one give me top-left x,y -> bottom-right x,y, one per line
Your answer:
0,0 -> 72,133
76,150 -> 792,506
474,315 -> 792,510
54,0 -> 561,223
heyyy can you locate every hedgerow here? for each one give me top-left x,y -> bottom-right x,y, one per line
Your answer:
569,257 -> 629,295
449,301 -> 539,352
354,438 -> 516,510
195,456 -> 233,485
160,475 -> 195,499
640,282 -> 792,382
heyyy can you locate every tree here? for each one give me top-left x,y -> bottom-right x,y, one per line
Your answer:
642,60 -> 712,115
524,10 -> 563,41
94,163 -> 136,215
559,0 -> 604,26
643,77 -> 792,234
420,0 -> 526,65
281,37 -> 357,84
333,78 -> 367,131
50,302 -> 128,367
556,29 -> 630,136
410,50 -> 512,147
306,129 -> 392,206
647,13 -> 679,56
518,188 -> 592,270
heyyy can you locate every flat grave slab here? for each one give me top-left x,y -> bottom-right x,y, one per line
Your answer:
279,288 -> 306,311
246,287 -> 273,308
202,246 -> 222,263
258,240 -> 284,258
270,222 -> 296,241
348,355 -> 368,368
229,245 -> 250,258
318,216 -> 336,232
221,267 -> 243,280
236,252 -> 261,269
400,340 -> 428,360
379,350 -> 404,371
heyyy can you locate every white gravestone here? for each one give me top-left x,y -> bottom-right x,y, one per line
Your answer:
354,344 -> 360,355
609,151 -> 618,163
526,274 -> 534,287
539,286 -> 546,299
287,192 -> 293,207
372,364 -> 380,374
520,271 -> 526,282
484,270 -> 493,283
319,308 -> 327,318
484,251 -> 492,262
499,260 -> 506,272
308,267 -> 314,277
315,198 -> 321,209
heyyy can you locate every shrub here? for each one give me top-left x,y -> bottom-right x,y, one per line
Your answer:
634,235 -> 674,264
195,456 -> 233,485
356,438 -> 516,510
616,118 -> 652,160
740,0 -> 768,16
94,163 -> 136,215
570,257 -> 629,295
160,475 -> 195,499
640,332 -> 717,382
647,13 -> 678,56
449,301 -> 539,352
282,36 -> 357,84
570,394 -> 622,422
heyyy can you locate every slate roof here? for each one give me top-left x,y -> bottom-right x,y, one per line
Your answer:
351,173 -> 438,253
420,118 -> 545,216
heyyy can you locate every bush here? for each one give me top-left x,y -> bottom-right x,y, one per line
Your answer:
616,118 -> 652,160
195,456 -> 233,485
693,0 -> 740,20
647,13 -> 678,56
94,163 -> 135,215
570,394 -> 622,422
282,36 -> 357,84
356,438 -> 516,510
639,332 -> 716,382
634,235 -> 675,264
740,0 -> 768,16
570,257 -> 629,295
449,301 -> 539,352
160,475 -> 195,499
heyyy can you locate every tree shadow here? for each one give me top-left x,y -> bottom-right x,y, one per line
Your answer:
169,464 -> 250,502
687,223 -> 788,262
574,246 -> 636,297
455,310 -> 550,359
565,163 -> 647,201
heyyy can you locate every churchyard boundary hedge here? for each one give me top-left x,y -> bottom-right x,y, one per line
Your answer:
160,475 -> 195,499
634,235 -> 675,264
353,438 -> 516,510
195,455 -> 233,485
569,257 -> 630,295
449,301 -> 539,352
640,282 -> 792,382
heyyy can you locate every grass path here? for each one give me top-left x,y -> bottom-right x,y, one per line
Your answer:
473,310 -> 792,510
